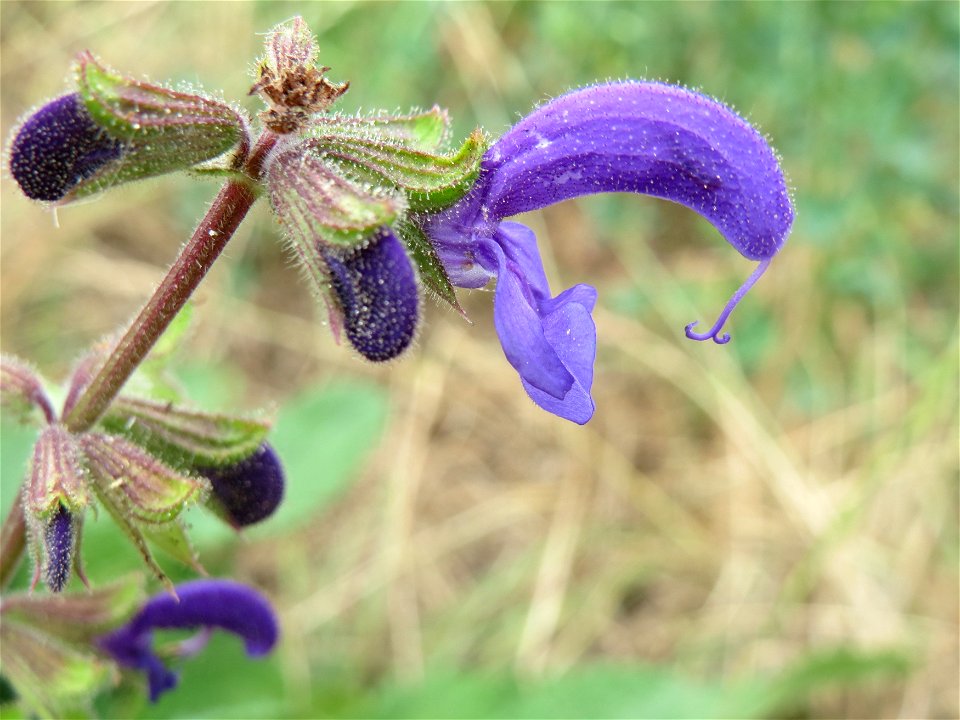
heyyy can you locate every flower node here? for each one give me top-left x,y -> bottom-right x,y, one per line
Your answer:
250,63 -> 349,134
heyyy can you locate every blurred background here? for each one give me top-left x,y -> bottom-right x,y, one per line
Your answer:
1,2 -> 957,718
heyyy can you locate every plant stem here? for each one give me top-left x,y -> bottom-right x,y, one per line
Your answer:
62,132 -> 278,433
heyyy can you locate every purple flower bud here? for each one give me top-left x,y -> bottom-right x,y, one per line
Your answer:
98,579 -> 279,702
43,504 -> 75,593
321,227 -> 420,362
9,93 -> 123,202
200,444 -> 285,527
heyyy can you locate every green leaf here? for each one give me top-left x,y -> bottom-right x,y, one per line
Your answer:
177,500 -> 235,549
70,52 -> 245,201
88,484 -> 176,594
152,303 -> 193,360
339,654 -> 913,720
114,303 -> 197,404
99,396 -> 270,467
102,632 -> 287,720
339,670 -> 519,719
141,520 -> 204,574
77,508 -> 196,588
501,665 -> 752,719
396,220 -> 464,314
310,127 -> 488,212
1,420 -> 37,522
175,361 -> 249,411
752,647 -> 913,716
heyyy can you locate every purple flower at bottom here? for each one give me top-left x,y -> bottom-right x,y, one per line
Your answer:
97,579 -> 278,702
422,81 -> 794,424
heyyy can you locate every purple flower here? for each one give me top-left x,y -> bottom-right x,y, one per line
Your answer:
97,579 -> 279,702
200,444 -> 285,528
422,81 -> 794,424
9,93 -> 124,202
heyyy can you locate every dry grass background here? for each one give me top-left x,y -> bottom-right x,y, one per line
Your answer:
1,2 -> 957,718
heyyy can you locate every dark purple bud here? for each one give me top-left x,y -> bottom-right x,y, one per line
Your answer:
98,579 -> 279,702
43,504 -> 75,593
9,93 -> 123,202
321,227 -> 420,362
201,444 -> 284,527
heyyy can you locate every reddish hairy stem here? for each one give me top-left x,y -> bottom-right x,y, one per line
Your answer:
62,180 -> 255,430
62,132 -> 277,433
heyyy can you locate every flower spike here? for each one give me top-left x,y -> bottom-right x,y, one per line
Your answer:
475,82 -> 793,261
267,135 -> 421,361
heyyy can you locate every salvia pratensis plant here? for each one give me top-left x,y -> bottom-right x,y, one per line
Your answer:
0,16 -> 792,714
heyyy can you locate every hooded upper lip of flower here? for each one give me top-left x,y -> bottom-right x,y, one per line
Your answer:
97,579 -> 279,703
419,80 -> 794,425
